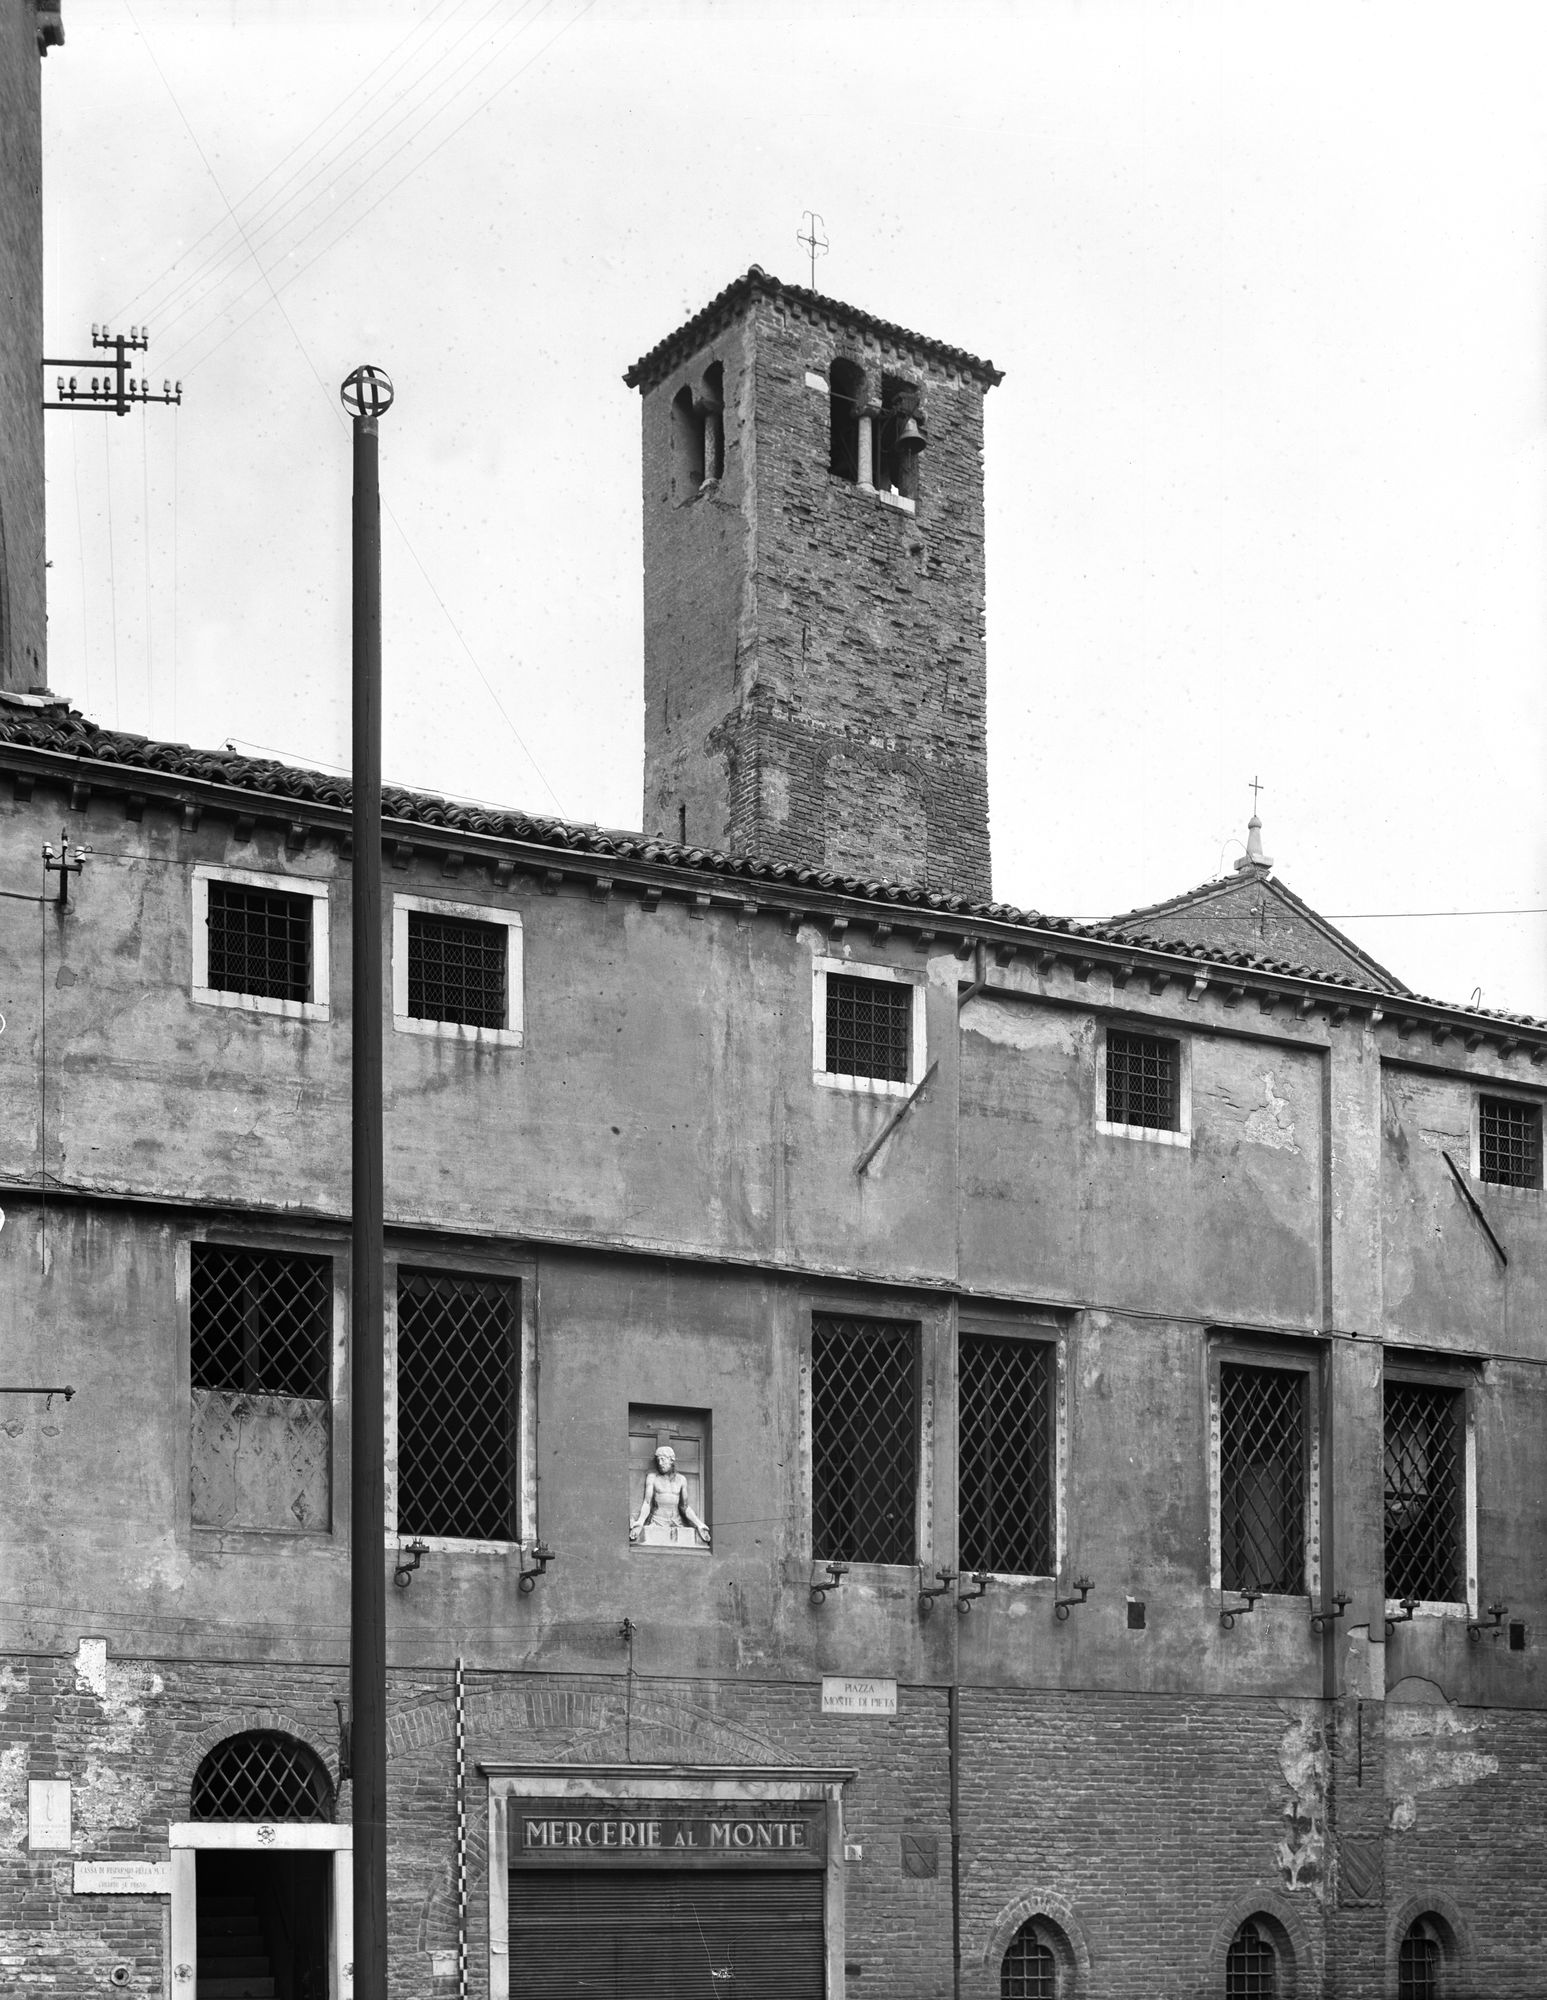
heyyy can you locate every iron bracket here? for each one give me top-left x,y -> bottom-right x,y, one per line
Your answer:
956,1571 -> 991,1615
1468,1602 -> 1508,1643
1310,1590 -> 1352,1634
1054,1576 -> 1094,1621
517,1541 -> 555,1594
1219,1590 -> 1261,1631
809,1561 -> 848,1607
1384,1596 -> 1420,1638
917,1566 -> 957,1616
392,1539 -> 428,1589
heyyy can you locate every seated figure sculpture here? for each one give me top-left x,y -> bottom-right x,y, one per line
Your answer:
628,1444 -> 711,1548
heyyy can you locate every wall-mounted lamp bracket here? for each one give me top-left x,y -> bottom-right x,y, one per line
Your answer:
333,1697 -> 352,1781
0,1384 -> 75,1408
918,1566 -> 957,1616
1054,1577 -> 1094,1621
517,1541 -> 555,1594
42,829 -> 89,910
956,1571 -> 991,1615
1384,1596 -> 1420,1638
1220,1591 -> 1261,1631
619,1617 -> 637,1645
809,1561 -> 848,1607
1468,1602 -> 1508,1643
392,1539 -> 428,1589
1310,1590 -> 1352,1634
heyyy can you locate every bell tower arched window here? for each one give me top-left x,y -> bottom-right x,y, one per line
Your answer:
829,357 -> 866,484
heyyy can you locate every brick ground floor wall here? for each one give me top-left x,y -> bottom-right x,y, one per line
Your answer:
3,1649 -> 1543,1998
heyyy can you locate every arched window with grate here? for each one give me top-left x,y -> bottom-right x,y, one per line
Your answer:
1001,1920 -> 1058,2000
1225,1918 -> 1278,1998
1398,1916 -> 1445,1999
190,1731 -> 334,1822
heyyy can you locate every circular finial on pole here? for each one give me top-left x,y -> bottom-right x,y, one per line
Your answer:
341,364 -> 394,418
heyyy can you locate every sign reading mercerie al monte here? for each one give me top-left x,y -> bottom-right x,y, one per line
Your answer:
820,1676 -> 897,1716
510,1799 -> 825,1867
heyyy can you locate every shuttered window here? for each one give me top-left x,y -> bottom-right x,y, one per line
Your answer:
509,1870 -> 824,2000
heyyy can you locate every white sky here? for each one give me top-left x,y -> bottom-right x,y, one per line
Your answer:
40,0 -> 1547,1014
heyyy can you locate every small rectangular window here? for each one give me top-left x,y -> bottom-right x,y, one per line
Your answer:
826,973 -> 912,1083
811,1313 -> 917,1565
958,1334 -> 1054,1576
1219,1363 -> 1307,1594
207,880 -> 312,1003
189,1243 -> 333,1534
408,909 -> 507,1028
1105,1029 -> 1179,1131
1384,1381 -> 1465,1604
396,1269 -> 519,1542
1478,1095 -> 1541,1188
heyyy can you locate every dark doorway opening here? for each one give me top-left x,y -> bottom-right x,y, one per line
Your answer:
197,1848 -> 330,2000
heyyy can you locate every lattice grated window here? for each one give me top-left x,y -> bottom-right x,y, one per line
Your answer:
190,1731 -> 333,1822
1105,1029 -> 1179,1129
811,1314 -> 917,1565
1385,1382 -> 1464,1603
207,880 -> 313,1002
1397,1922 -> 1441,2000
825,974 -> 912,1084
1000,1924 -> 1056,2000
1225,1921 -> 1277,1999
960,1335 -> 1054,1576
408,909 -> 507,1029
190,1244 -> 331,1398
397,1269 -> 519,1542
1220,1364 -> 1307,1595
1479,1095 -> 1541,1188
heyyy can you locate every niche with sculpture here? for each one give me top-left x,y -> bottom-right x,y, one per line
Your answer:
627,1407 -> 711,1553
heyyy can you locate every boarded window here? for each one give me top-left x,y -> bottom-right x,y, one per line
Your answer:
1105,1029 -> 1179,1129
397,1269 -> 520,1541
189,1244 -> 332,1534
206,880 -> 313,1002
1220,1364 -> 1306,1595
191,1731 -> 333,1822
1384,1382 -> 1465,1603
1479,1094 -> 1541,1188
959,1335 -> 1054,1576
811,1314 -> 917,1566
408,909 -> 508,1028
825,973 -> 911,1083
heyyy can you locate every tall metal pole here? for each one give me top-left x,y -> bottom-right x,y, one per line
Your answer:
343,362 -> 393,2000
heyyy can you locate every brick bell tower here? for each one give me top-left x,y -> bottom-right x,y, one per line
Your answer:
625,266 -> 1002,900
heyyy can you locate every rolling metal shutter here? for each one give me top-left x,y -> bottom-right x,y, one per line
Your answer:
509,1868 -> 826,2000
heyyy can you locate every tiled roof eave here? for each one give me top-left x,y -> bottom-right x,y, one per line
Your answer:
0,725 -> 1541,1044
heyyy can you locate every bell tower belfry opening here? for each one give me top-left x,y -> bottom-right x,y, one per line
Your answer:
625,267 -> 1002,900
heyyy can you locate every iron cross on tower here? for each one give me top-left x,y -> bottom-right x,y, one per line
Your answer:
797,211 -> 829,288
1250,776 -> 1263,811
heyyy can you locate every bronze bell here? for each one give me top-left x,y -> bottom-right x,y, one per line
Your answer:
897,414 -> 926,453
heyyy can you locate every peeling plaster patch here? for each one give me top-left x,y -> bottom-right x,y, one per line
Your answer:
0,1743 -> 27,1851
1243,1072 -> 1299,1152
959,995 -> 1081,1052
0,1664 -> 25,1712
1275,1704 -> 1327,1896
73,1755 -> 156,1845
73,1638 -> 107,1700
1419,1128 -> 1470,1157
1386,1701 -> 1499,1832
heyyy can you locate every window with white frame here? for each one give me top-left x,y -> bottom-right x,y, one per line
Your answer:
1384,1368 -> 1474,1613
1096,1023 -> 1189,1144
1476,1093 -> 1542,1189
192,865 -> 329,1020
394,1268 -> 522,1543
812,956 -> 925,1095
392,895 -> 523,1044
1210,1344 -> 1320,1599
810,1312 -> 919,1566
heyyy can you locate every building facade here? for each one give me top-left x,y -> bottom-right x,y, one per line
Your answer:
4,42 -> 1547,1999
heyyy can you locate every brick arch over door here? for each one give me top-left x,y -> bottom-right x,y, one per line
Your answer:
978,1887 -> 1091,2000
174,1707 -> 341,1804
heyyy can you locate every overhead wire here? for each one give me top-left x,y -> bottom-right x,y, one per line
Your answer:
162,0 -> 593,376
123,0 -> 575,813
146,0 -> 554,364
131,0 -> 523,344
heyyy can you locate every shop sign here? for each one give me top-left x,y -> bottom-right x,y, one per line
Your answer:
509,1798 -> 825,1866
73,1860 -> 172,1895
821,1676 -> 897,1716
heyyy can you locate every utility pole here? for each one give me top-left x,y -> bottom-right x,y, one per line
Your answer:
342,362 -> 392,1999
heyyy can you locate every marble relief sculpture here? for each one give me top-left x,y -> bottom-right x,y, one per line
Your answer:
628,1445 -> 711,1548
